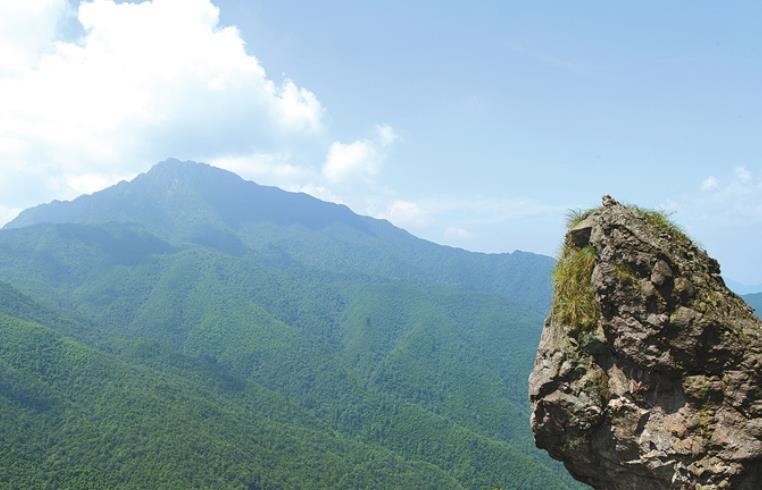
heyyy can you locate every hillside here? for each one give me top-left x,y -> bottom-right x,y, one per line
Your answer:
0,283 -> 467,489
0,160 -> 578,488
744,293 -> 762,317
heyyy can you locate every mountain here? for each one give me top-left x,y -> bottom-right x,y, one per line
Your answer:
744,293 -> 762,317
725,278 -> 762,295
7,159 -> 553,311
530,196 -> 761,489
0,160 -> 578,488
0,282 -> 465,489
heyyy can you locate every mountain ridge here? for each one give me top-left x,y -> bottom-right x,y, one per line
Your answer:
6,159 -> 372,235
4,159 -> 555,311
6,158 -> 542,258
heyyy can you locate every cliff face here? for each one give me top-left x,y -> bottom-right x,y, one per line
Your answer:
529,196 -> 762,489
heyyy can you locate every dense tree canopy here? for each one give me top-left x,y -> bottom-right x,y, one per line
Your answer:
0,161 -> 580,488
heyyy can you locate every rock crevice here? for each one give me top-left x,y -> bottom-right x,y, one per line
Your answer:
529,196 -> 761,489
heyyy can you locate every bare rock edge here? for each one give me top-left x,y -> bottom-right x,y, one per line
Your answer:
529,196 -> 761,489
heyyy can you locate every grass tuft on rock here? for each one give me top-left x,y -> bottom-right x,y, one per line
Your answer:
556,200 -> 687,331
613,262 -> 637,285
553,243 -> 599,330
628,206 -> 688,239
565,208 -> 596,229
565,203 -> 689,241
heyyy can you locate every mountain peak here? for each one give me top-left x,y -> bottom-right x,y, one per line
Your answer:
146,158 -> 230,177
529,197 -> 762,489
155,157 -> 197,168
5,159 -> 367,235
137,158 -> 247,189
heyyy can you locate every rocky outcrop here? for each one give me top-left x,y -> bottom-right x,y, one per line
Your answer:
529,196 -> 761,489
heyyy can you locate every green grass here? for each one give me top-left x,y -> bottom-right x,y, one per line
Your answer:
565,208 -> 596,228
627,205 -> 689,239
556,203 -> 687,332
565,203 -> 686,238
552,243 -> 599,331
613,261 -> 637,285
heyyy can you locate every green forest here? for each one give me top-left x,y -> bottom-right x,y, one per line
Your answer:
0,161 -> 580,488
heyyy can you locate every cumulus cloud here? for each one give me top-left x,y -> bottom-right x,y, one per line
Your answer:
0,0 -> 70,74
322,125 -> 397,183
0,0 -> 324,208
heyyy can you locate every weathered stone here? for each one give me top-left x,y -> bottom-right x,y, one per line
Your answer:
570,218 -> 595,248
650,259 -> 673,287
529,196 -> 762,489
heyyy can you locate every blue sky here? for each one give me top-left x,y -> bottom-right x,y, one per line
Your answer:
1,1 -> 761,286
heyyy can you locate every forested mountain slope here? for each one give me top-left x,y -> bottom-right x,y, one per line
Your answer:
0,283 -> 465,489
0,160 -> 580,488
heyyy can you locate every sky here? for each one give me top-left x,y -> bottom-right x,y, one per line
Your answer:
1,1 -> 762,286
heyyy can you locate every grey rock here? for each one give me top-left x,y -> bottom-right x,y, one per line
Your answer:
529,197 -> 762,489
570,218 -> 595,248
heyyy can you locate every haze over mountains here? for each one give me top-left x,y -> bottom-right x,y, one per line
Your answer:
745,293 -> 762,316
8,160 -> 553,311
0,160 -> 580,488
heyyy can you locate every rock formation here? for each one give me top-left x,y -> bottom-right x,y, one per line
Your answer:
529,196 -> 761,489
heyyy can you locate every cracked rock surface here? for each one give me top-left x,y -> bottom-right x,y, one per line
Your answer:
529,196 -> 761,489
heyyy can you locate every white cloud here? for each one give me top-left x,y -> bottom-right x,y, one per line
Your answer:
323,141 -> 377,183
665,165 -> 762,284
375,124 -> 398,146
66,172 -> 134,195
377,195 -> 564,232
701,176 -> 719,191
383,200 -> 429,228
444,226 -> 473,240
735,166 -> 752,183
367,194 -> 565,254
0,0 -> 324,208
322,124 -> 397,183
0,0 -> 70,74
673,166 -> 762,226
210,153 -> 312,184
0,205 -> 21,227
286,183 -> 346,205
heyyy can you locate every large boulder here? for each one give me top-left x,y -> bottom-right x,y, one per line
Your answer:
529,196 -> 761,489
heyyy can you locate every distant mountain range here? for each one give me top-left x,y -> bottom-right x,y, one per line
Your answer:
7,159 -> 553,311
725,278 -> 762,295
744,293 -> 762,317
0,160 -> 579,488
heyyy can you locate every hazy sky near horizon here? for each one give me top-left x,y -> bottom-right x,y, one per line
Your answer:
1,1 -> 762,284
